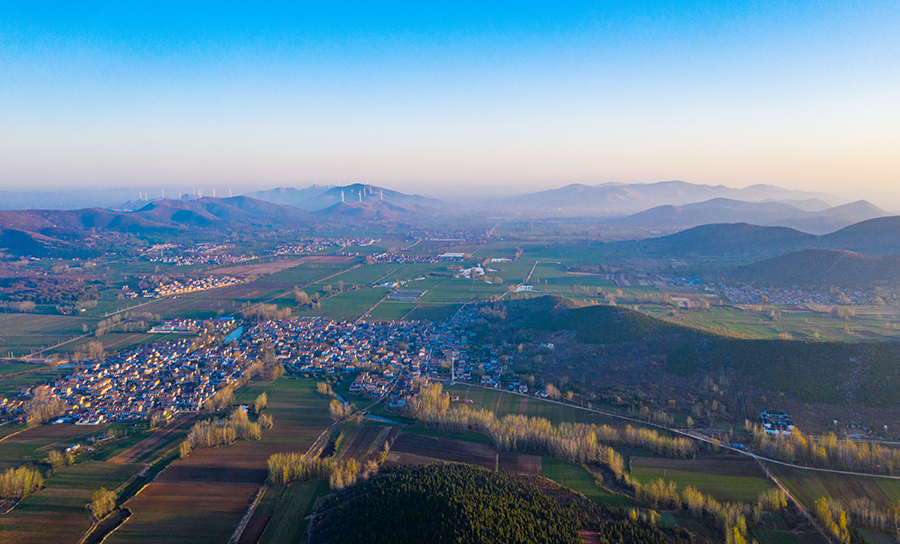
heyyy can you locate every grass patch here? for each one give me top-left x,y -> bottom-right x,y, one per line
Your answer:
259,480 -> 330,544
541,457 -> 634,506
630,457 -> 774,502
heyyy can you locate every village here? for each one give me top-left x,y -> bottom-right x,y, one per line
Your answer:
142,275 -> 244,297
1,305 -> 515,426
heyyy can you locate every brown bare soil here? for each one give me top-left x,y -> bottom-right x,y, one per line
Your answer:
338,425 -> 392,463
210,259 -> 308,277
105,482 -> 260,544
498,453 -> 543,475
108,413 -> 200,464
109,378 -> 333,543
387,432 -> 498,470
301,255 -> 355,263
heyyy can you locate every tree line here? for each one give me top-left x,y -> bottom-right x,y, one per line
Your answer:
179,408 -> 269,459
629,476 -> 788,544
406,384 -> 693,471
814,495 -> 900,543
0,466 -> 43,500
747,422 -> 900,475
267,453 -> 378,490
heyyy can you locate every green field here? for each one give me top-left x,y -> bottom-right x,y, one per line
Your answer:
629,457 -> 775,502
0,461 -> 143,544
444,384 -> 633,428
296,287 -> 391,321
365,301 -> 418,321
0,314 -> 99,356
0,366 -> 77,398
770,464 -> 900,510
541,457 -> 634,506
0,362 -> 41,375
258,480 -> 330,544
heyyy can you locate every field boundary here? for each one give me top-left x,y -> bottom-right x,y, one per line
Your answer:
227,484 -> 267,544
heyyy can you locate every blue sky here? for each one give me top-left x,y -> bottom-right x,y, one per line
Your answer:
1,1 -> 898,195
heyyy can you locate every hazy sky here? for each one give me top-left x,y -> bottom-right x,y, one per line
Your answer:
1,1 -> 898,195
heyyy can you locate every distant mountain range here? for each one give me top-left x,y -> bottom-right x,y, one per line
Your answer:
611,198 -> 889,234
0,196 -> 315,256
506,180 -> 847,215
0,193 -> 438,257
244,183 -> 442,211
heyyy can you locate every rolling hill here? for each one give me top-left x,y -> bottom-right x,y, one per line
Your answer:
0,196 -> 316,256
499,296 -> 900,409
726,249 -> 900,289
314,200 -> 425,222
615,215 -> 900,260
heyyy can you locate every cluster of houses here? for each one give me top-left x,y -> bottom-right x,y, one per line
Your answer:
715,284 -> 882,306
367,252 -> 459,265
271,237 -> 379,256
143,276 -> 244,298
25,319 -> 247,424
6,303 -> 533,426
761,410 -> 795,435
145,243 -> 254,266
349,372 -> 393,397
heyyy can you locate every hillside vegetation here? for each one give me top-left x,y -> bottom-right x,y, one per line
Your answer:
503,296 -> 900,407
726,249 -> 900,289
307,464 -> 691,544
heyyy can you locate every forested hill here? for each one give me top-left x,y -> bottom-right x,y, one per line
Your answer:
492,296 -> 900,408
307,464 -> 690,544
607,215 -> 900,261
725,249 -> 900,289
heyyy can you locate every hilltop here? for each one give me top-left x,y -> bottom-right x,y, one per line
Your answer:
314,200 -> 426,222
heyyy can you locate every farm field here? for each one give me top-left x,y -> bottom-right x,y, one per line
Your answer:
541,457 -> 634,507
0,422 -> 99,470
296,287 -> 391,321
444,384 -> 638,428
641,304 -> 900,342
49,332 -> 175,358
386,431 -> 498,470
0,361 -> 40,375
107,377 -> 333,544
0,366 -> 77,397
403,303 -> 461,322
0,314 -> 99,356
258,480 -> 330,544
770,464 -> 900,510
335,424 -> 394,464
108,481 -> 262,544
497,452 -> 542,476
0,461 -> 142,544
364,301 -> 418,321
630,456 -> 775,502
